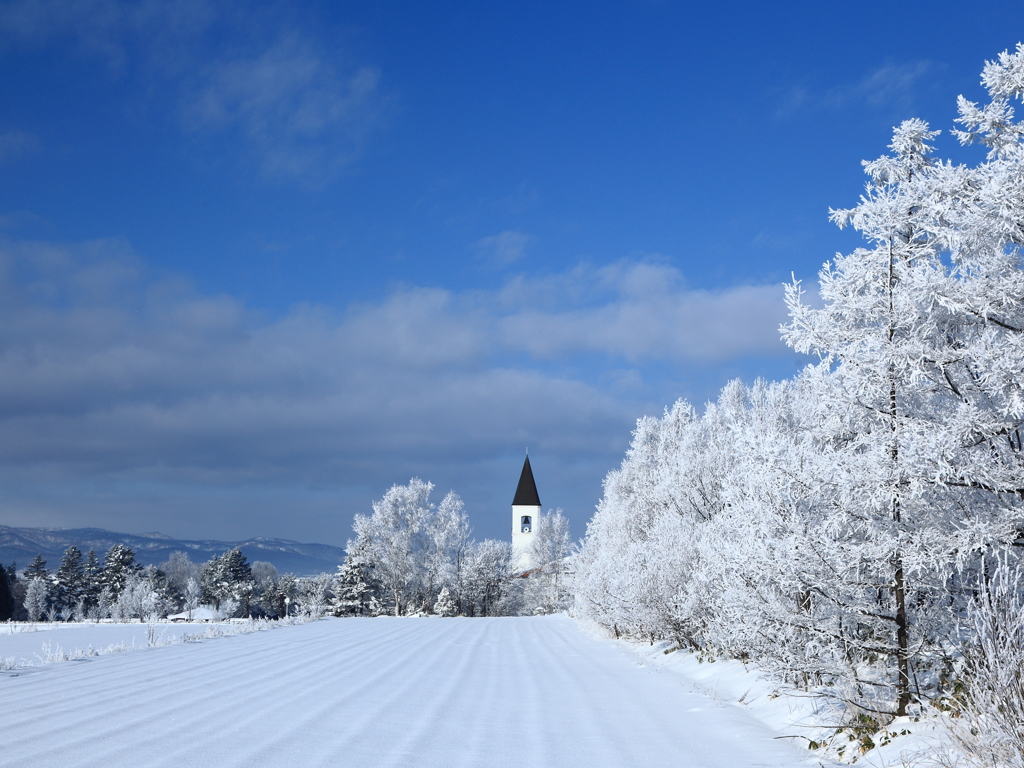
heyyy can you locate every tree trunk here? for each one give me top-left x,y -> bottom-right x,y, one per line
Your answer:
888,239 -> 910,717
894,558 -> 910,716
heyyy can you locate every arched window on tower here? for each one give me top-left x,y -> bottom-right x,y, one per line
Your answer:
520,515 -> 532,533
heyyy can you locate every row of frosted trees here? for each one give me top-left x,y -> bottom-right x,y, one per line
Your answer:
0,480 -> 575,623
6,545 -> 315,621
574,46 -> 1024,761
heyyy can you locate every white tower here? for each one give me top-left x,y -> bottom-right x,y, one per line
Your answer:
511,454 -> 541,572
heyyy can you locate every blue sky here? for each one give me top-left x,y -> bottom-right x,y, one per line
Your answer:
0,0 -> 1021,547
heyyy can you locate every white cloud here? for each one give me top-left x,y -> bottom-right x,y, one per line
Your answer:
0,242 -> 792,471
0,238 -> 798,540
474,230 -> 532,265
490,261 -> 790,363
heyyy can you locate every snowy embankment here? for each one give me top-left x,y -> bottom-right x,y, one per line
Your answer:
608,633 -> 958,768
0,618 -> 304,671
1,614 -> 817,768
0,621 -> 261,669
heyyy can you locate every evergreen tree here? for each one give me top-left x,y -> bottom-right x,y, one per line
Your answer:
200,548 -> 253,611
275,573 -> 298,618
24,554 -> 48,581
333,557 -> 374,616
82,549 -> 102,609
199,556 -> 222,609
102,544 -> 141,598
219,548 -> 253,585
54,545 -> 85,614
5,564 -> 26,621
0,565 -> 14,621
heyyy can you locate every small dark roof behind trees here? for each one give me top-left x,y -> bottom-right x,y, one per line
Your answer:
512,455 -> 541,507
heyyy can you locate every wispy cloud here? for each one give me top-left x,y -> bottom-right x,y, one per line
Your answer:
776,60 -> 936,119
0,1 -> 387,181
0,0 -> 215,70
0,129 -> 39,163
185,35 -> 385,181
474,230 -> 532,265
826,61 -> 934,110
751,228 -> 810,251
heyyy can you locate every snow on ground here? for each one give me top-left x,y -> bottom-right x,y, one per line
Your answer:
1,614 -> 819,768
608,631 -> 959,768
0,621 -> 239,667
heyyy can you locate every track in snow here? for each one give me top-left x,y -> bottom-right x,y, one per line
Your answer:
2,615 -> 812,768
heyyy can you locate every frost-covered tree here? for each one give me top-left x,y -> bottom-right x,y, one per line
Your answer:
784,119 -> 1024,715
348,479 -> 523,616
946,560 -> 1024,768
526,509 -> 573,613
183,577 -> 202,619
433,586 -> 458,617
24,577 -> 48,622
261,573 -> 298,618
349,478 -> 438,616
251,561 -> 278,586
460,539 -> 513,617
160,551 -> 200,598
574,397 -> 732,645
575,44 -> 1024,725
428,491 -> 472,613
298,573 -> 333,618
113,573 -> 162,622
95,587 -> 114,621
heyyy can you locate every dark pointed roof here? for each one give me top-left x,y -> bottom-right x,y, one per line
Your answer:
512,455 -> 541,507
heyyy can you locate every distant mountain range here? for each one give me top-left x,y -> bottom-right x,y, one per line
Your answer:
0,525 -> 348,577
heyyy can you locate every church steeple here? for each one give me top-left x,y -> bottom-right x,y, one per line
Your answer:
512,454 -> 541,507
511,453 -> 542,571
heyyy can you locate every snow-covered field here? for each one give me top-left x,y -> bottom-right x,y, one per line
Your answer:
2,614 -> 816,768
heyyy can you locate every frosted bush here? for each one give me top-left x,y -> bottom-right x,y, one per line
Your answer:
945,561 -> 1024,768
